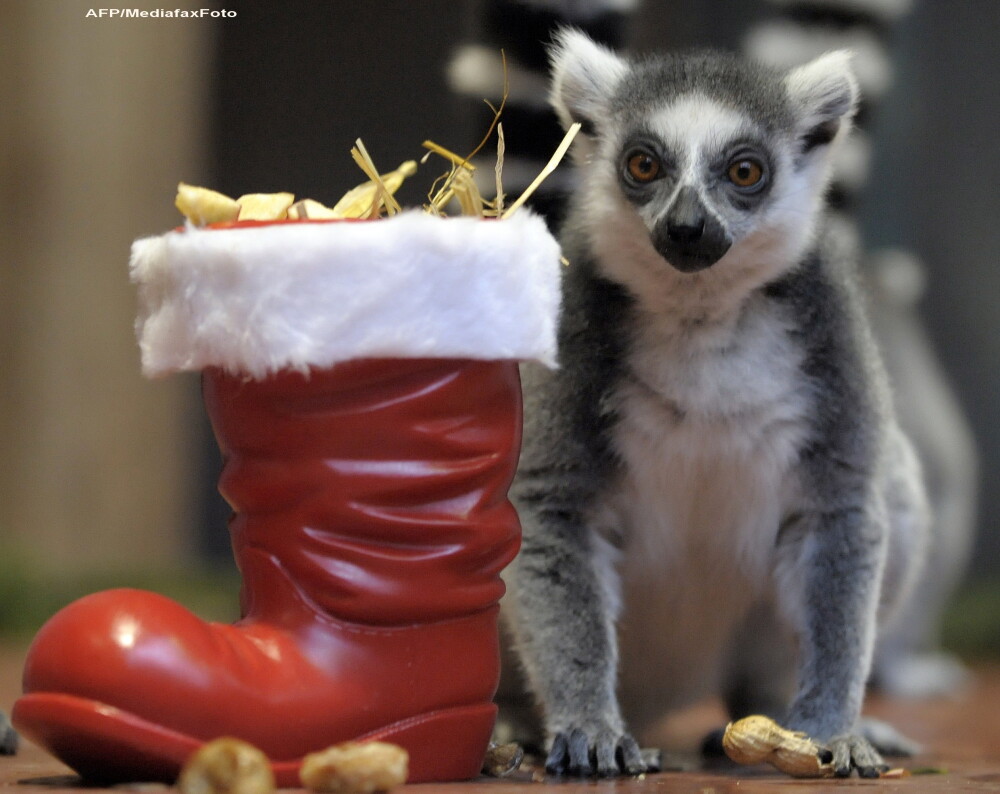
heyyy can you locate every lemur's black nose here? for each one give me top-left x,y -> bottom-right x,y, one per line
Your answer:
666,186 -> 705,242
653,184 -> 732,273
668,219 -> 704,243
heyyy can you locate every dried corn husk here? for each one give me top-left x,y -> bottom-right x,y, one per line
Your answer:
501,122 -> 580,218
340,141 -> 415,218
305,155 -> 418,220
172,50 -> 580,225
421,140 -> 476,173
493,122 -> 506,216
288,199 -> 341,220
175,183 -> 240,226
426,167 -> 485,217
236,192 -> 295,221
722,715 -> 835,778
422,141 -> 476,216
328,156 -> 414,219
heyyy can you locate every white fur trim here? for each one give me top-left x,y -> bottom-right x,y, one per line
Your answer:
131,210 -> 562,378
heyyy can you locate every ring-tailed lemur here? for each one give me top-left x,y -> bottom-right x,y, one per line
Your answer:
450,0 -> 976,706
503,29 -> 929,778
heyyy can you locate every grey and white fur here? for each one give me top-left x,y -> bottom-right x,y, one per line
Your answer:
504,29 -> 929,778
0,713 -> 15,755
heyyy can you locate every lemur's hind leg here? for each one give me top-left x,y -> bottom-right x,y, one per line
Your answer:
858,717 -> 921,758
873,423 -> 959,699
859,429 -> 929,759
493,622 -> 545,753
703,601 -> 797,757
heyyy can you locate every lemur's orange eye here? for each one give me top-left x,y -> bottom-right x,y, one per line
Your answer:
626,151 -> 661,183
728,158 -> 764,189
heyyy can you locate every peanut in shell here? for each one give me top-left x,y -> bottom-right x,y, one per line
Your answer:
722,715 -> 835,778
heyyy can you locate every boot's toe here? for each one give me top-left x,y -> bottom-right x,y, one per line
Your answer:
23,588 -> 224,713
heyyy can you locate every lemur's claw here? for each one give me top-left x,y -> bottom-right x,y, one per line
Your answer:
640,746 -> 663,772
826,734 -> 888,779
545,729 -> 647,777
0,713 -> 17,755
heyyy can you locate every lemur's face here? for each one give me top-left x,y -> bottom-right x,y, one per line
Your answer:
549,30 -> 858,283
611,96 -> 785,273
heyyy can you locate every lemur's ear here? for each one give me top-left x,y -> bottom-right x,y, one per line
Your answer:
548,27 -> 627,136
785,50 -> 860,153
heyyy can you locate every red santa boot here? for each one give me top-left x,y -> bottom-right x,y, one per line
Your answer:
13,211 -> 561,785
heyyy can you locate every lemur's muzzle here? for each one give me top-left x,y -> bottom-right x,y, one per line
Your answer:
653,185 -> 732,273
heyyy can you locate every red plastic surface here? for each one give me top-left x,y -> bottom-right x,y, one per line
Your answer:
182,217 -> 358,232
14,358 -> 523,784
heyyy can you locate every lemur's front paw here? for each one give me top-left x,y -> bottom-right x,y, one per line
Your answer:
545,727 -> 646,777
822,734 -> 889,779
0,712 -> 17,755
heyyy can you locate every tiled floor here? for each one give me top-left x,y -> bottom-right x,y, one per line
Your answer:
1,647 -> 998,793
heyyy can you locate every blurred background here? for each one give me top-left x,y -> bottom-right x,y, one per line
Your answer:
1,0 -> 997,659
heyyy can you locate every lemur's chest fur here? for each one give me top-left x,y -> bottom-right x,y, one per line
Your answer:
589,288 -> 815,712
597,290 -> 814,584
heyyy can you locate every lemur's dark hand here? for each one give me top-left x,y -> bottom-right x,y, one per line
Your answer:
822,734 -> 889,779
545,727 -> 647,777
0,712 -> 17,755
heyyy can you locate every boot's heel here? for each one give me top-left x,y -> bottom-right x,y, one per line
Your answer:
269,703 -> 498,786
372,702 -> 498,783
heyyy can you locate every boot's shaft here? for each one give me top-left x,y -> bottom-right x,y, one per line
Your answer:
204,358 -> 524,626
18,358 -> 527,783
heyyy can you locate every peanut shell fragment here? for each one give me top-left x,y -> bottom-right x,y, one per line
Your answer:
481,742 -> 524,777
299,741 -> 408,793
177,737 -> 276,794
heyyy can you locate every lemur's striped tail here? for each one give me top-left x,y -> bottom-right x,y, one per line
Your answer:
744,0 -> 912,247
449,0 -> 639,226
